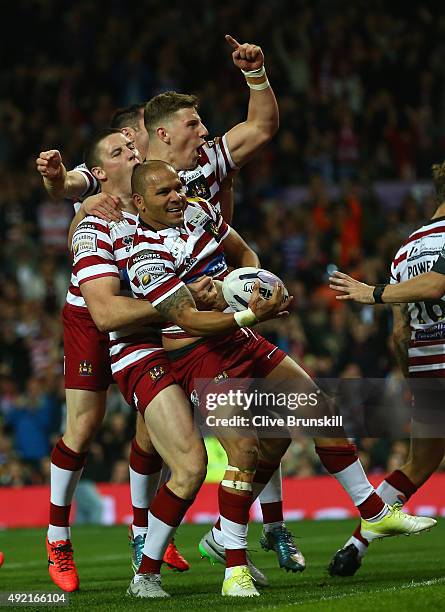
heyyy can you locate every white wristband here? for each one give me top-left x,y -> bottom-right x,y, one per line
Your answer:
234,307 -> 258,327
241,66 -> 269,90
241,66 -> 266,78
247,79 -> 270,90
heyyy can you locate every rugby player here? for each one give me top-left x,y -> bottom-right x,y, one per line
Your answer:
39,35 -> 298,574
128,160 -> 436,596
329,161 -> 445,576
45,129 -> 200,591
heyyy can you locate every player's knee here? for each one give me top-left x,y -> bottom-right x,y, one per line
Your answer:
66,410 -> 103,448
227,439 -> 259,471
172,446 -> 207,495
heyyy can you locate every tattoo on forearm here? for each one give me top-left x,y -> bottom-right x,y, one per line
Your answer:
155,285 -> 195,321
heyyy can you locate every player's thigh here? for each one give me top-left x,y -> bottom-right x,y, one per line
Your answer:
265,355 -> 313,383
266,356 -> 346,443
144,385 -> 206,474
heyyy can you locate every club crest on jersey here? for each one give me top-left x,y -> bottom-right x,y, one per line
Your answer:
79,360 -> 93,376
214,371 -> 229,384
187,177 -> 211,200
204,219 -> 220,241
190,389 -> 200,408
148,365 -> 165,381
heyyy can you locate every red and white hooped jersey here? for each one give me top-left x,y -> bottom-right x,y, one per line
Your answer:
70,136 -> 236,214
128,197 -> 230,340
72,163 -> 101,212
66,211 -> 162,375
178,135 -> 236,212
390,216 -> 445,375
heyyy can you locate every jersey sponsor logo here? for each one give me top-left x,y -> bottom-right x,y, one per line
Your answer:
130,249 -> 161,266
76,222 -> 97,231
148,365 -> 165,381
79,360 -> 93,376
134,262 -> 166,286
73,232 -> 97,256
187,208 -> 210,228
415,322 -> 445,341
407,259 -> 435,278
181,169 -> 202,183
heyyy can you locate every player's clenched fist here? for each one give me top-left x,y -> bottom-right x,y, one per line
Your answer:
225,34 -> 264,72
36,149 -> 65,179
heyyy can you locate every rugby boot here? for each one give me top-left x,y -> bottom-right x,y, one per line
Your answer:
128,525 -> 146,574
260,523 -> 306,572
328,543 -> 362,577
127,573 -> 170,598
163,538 -> 190,571
221,566 -> 259,597
46,538 -> 79,592
199,529 -> 269,586
361,504 -> 437,542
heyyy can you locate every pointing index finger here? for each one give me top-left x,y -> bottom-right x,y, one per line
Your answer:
225,34 -> 240,49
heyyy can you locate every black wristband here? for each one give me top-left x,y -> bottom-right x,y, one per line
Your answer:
373,284 -> 388,304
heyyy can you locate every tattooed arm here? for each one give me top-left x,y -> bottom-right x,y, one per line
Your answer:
154,283 -> 288,335
392,303 -> 411,377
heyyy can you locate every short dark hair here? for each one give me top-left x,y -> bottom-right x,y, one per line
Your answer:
83,128 -> 122,169
110,104 -> 144,130
144,91 -> 198,134
432,161 -> 445,204
132,160 -> 175,196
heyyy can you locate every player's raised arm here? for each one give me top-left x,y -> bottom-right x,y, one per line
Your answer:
37,150 -> 87,201
224,35 -> 279,167
329,270 -> 445,303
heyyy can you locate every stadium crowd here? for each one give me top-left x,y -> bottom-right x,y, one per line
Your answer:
1,0 -> 445,490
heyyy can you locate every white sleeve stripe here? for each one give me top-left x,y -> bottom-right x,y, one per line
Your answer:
151,282 -> 186,307
221,133 -> 238,170
78,264 -> 118,279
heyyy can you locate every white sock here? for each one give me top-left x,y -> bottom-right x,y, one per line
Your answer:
212,525 -> 224,546
258,466 -> 282,504
47,525 -> 71,543
263,521 -> 283,532
132,525 -> 148,538
376,479 -> 406,505
345,535 -> 368,558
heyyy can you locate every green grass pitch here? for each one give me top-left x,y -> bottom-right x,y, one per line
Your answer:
1,520 -> 444,611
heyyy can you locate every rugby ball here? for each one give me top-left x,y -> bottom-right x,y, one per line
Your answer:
222,267 -> 289,311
